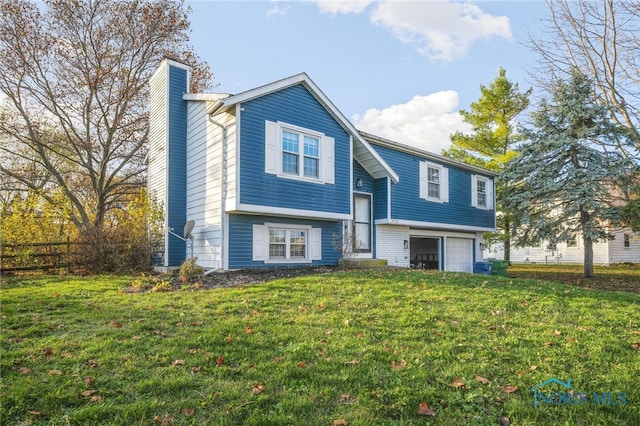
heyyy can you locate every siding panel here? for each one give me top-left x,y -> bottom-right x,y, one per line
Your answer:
372,144 -> 494,229
228,214 -> 341,268
238,85 -> 351,214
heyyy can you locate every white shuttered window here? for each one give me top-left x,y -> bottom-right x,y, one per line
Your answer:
265,120 -> 334,184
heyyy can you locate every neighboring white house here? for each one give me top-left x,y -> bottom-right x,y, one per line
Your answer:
484,228 -> 640,264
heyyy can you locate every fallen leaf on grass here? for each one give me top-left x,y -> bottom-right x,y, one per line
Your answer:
28,411 -> 43,417
530,365 -> 537,371
112,321 -> 122,328
43,348 -> 53,357
216,356 -> 224,367
475,376 -> 490,384
173,359 -> 185,366
226,335 -> 234,343
450,378 -> 465,388
502,386 -> 518,393
182,407 -> 195,416
191,366 -> 202,373
391,359 -> 407,370
297,361 -> 307,368
252,383 -> 265,395
245,326 -> 253,334
553,330 -> 561,336
19,367 -> 31,374
631,342 -> 640,350
90,395 -> 103,402
85,376 -> 94,386
48,369 -> 62,375
344,360 -> 360,365
333,420 -> 348,425
81,390 -> 98,397
62,352 -> 73,358
418,402 -> 436,416
339,394 -> 355,403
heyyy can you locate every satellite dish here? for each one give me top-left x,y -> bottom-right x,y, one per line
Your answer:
183,220 -> 195,239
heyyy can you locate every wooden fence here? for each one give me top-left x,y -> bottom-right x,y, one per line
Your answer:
0,239 -> 78,274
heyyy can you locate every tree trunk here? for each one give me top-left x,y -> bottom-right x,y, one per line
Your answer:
503,218 -> 511,264
583,236 -> 594,278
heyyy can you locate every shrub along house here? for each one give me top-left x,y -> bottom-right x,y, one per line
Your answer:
148,58 -> 496,272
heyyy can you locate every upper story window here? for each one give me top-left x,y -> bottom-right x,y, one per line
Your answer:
566,235 -> 578,248
476,179 -> 487,208
419,161 -> 449,203
428,166 -> 440,199
265,121 -> 334,184
471,175 -> 494,210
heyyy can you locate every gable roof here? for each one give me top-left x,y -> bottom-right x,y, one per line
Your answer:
206,73 -> 399,184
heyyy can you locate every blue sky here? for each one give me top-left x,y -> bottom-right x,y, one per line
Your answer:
187,1 -> 547,153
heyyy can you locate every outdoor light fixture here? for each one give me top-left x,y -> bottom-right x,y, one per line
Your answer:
355,177 -> 363,188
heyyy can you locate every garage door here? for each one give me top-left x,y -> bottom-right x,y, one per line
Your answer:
446,238 -> 473,273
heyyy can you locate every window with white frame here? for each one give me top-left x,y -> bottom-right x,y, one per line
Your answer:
566,235 -> 578,248
269,228 -> 307,259
476,179 -> 487,208
419,161 -> 449,203
253,223 -> 322,263
471,175 -> 494,209
265,121 -> 334,184
428,166 -> 440,199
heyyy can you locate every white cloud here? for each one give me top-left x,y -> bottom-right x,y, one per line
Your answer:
352,90 -> 471,153
311,0 -> 511,62
267,1 -> 290,17
312,0 -> 373,15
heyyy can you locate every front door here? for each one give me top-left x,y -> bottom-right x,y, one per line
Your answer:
353,194 -> 372,253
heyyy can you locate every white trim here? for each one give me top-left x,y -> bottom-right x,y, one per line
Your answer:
183,93 -> 229,102
472,174 -> 493,210
223,212 -> 230,270
265,120 -> 334,185
261,222 -> 317,264
419,161 -> 449,203
234,203 -> 352,221
376,218 -> 494,233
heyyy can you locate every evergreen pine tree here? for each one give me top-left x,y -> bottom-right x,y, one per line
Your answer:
502,70 -> 632,278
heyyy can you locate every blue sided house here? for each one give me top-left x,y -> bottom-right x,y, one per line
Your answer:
148,58 -> 496,272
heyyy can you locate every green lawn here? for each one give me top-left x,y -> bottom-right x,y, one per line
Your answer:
1,269 -> 639,425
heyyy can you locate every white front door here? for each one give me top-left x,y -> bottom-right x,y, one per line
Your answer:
353,194 -> 372,253
446,238 -> 473,272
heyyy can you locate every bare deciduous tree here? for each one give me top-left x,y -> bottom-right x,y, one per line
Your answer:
529,0 -> 639,156
0,0 -> 212,247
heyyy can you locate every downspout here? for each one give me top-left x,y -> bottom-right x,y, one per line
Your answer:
206,112 -> 230,274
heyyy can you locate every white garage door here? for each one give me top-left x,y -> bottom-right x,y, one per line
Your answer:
446,238 -> 473,273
